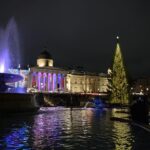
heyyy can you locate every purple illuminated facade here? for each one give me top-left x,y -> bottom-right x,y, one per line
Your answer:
29,67 -> 66,92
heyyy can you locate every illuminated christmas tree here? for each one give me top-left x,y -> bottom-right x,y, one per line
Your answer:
109,37 -> 129,105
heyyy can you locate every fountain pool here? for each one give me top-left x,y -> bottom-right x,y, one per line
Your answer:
0,108 -> 150,149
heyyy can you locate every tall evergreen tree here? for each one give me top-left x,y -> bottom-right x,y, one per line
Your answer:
109,37 -> 129,105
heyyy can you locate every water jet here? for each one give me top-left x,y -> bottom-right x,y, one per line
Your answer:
0,18 -> 42,112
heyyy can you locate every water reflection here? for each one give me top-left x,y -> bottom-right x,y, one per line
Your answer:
0,124 -> 30,150
111,109 -> 133,150
0,108 -> 150,150
32,108 -> 115,149
33,108 -> 74,149
113,122 -> 133,150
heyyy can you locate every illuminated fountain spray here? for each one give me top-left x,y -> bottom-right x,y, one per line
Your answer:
0,18 -> 41,111
0,18 -> 22,92
84,96 -> 104,109
0,17 -> 20,73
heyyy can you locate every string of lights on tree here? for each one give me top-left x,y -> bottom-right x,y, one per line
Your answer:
109,36 -> 129,105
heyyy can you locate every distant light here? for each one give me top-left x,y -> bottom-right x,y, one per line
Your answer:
116,36 -> 119,40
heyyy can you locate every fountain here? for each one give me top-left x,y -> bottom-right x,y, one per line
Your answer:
0,73 -> 23,92
0,17 -> 20,73
0,18 -> 42,112
84,96 -> 104,109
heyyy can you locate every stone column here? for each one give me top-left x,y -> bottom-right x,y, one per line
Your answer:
45,73 -> 48,91
37,72 -> 41,91
59,74 -> 62,90
50,73 -> 53,92
43,72 -> 47,92
57,73 -> 61,91
40,72 -> 42,91
48,73 -> 52,92
62,74 -> 65,92
52,73 -> 55,92
35,72 -> 38,89
56,73 -> 58,92
47,73 -> 50,91
61,74 -> 64,92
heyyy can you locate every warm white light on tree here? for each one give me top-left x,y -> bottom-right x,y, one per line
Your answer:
109,37 -> 129,105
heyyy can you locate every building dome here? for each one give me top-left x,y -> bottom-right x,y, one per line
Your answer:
38,50 -> 52,59
37,48 -> 53,67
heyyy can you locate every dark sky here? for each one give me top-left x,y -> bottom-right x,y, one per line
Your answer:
0,0 -> 150,78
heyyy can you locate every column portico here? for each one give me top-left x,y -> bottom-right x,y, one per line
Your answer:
29,65 -> 67,93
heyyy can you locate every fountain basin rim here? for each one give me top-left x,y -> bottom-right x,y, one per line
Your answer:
0,73 -> 23,83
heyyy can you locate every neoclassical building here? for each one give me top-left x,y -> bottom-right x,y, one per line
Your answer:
28,50 -> 67,92
66,71 -> 108,93
28,49 -> 108,93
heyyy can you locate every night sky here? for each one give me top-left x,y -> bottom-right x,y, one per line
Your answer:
0,0 -> 150,78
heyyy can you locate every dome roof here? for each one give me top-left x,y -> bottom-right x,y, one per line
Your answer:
38,49 -> 52,59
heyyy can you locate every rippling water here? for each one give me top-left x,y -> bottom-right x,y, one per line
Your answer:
0,107 -> 150,150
